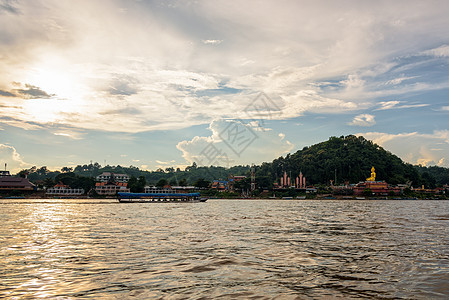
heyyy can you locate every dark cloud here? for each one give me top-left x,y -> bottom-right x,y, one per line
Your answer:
15,84 -> 54,99
0,0 -> 20,14
0,89 -> 16,97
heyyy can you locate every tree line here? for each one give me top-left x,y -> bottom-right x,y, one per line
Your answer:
16,135 -> 449,191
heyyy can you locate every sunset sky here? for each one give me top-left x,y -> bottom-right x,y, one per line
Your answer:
1,0 -> 449,173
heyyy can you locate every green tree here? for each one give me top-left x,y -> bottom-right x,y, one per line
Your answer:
43,178 -> 55,188
156,178 -> 168,188
128,176 -> 138,192
61,167 -> 73,173
363,188 -> 373,197
193,178 -> 210,188
135,176 -> 146,192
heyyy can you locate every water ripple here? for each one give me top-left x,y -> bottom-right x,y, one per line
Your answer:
1,199 -> 448,299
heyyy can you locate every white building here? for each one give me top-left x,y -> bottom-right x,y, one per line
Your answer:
46,183 -> 84,196
96,172 -> 129,183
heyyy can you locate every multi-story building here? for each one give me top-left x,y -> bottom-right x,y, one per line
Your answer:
96,172 -> 129,183
353,181 -> 401,196
95,182 -> 130,195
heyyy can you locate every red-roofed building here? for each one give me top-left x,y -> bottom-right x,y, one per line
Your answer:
353,181 -> 401,196
95,182 -> 130,195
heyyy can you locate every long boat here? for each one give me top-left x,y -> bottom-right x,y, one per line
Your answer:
117,192 -> 207,203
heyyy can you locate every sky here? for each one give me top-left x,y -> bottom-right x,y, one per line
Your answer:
1,0 -> 449,174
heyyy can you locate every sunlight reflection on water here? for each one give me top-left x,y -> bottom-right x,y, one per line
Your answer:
1,199 -> 448,299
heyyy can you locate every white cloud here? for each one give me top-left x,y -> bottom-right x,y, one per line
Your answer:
377,101 -> 400,110
202,39 -> 223,45
349,114 -> 376,127
376,100 -> 429,110
0,143 -> 32,173
385,76 -> 418,85
53,129 -> 84,140
359,130 -> 449,167
177,119 -> 293,166
1,0 -> 449,134
422,44 -> 449,57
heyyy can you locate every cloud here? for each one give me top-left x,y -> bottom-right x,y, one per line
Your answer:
14,84 -> 54,99
0,116 -> 42,130
348,114 -> 376,127
422,44 -> 449,57
0,0 -> 19,14
0,143 -> 31,173
1,0 -> 449,134
52,129 -> 84,140
376,100 -> 429,110
377,101 -> 400,110
359,130 -> 449,167
0,89 -> 16,97
202,39 -> 223,45
385,76 -> 418,85
107,75 -> 140,96
440,106 -> 449,111
177,119 -> 293,166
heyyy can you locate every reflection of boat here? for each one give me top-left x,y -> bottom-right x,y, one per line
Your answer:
117,192 -> 207,203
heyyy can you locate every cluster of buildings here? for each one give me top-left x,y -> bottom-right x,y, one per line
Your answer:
1,165 -> 447,198
93,172 -> 130,196
210,175 -> 247,192
43,172 -> 132,197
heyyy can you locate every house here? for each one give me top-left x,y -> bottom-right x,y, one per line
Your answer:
0,173 -> 35,191
227,175 -> 246,191
46,183 -> 84,196
96,172 -> 129,183
211,180 -> 228,191
95,182 -> 130,195
0,177 -> 36,191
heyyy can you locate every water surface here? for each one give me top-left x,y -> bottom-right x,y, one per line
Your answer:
1,199 -> 448,299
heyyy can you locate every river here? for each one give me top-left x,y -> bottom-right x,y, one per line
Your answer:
1,199 -> 448,299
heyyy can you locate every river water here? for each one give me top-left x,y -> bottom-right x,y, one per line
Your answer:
1,199 -> 448,299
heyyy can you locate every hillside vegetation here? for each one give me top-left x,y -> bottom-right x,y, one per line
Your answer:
257,135 -> 431,187
18,135 -> 449,189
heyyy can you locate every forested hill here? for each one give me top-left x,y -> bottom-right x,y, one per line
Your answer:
18,135 -> 448,189
257,135 -> 421,186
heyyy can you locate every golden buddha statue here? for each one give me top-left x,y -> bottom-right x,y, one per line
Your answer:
366,166 -> 376,181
